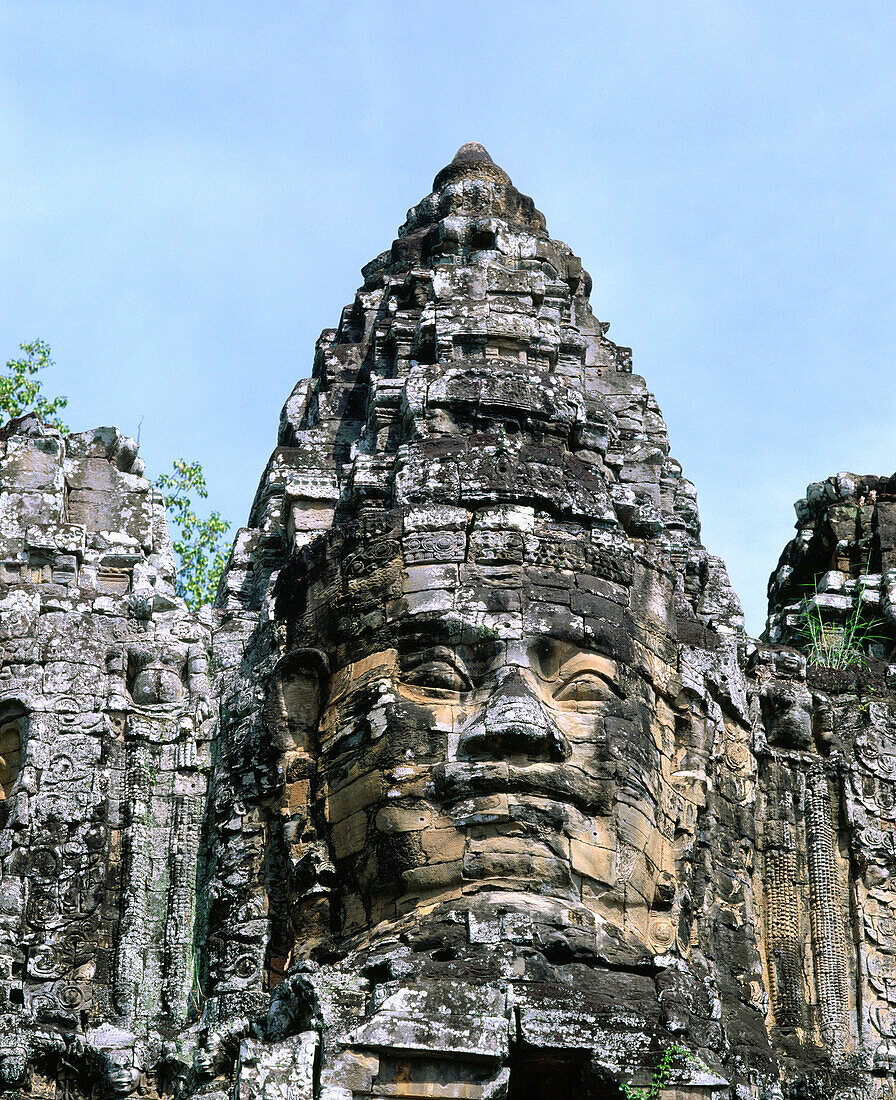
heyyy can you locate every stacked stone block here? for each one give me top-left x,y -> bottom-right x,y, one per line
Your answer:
0,145 -> 893,1099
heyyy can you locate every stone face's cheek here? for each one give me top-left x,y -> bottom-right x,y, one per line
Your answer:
550,701 -> 609,757
316,687 -> 464,910
385,697 -> 453,762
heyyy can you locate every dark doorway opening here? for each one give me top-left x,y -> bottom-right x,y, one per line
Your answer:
507,1043 -> 625,1100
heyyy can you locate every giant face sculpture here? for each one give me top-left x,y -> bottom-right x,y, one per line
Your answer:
238,144 -> 748,1095
272,504 -> 682,964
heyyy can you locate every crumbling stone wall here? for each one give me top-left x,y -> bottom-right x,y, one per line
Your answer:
0,145 -> 892,1100
0,416 -> 213,1093
761,475 -> 896,1092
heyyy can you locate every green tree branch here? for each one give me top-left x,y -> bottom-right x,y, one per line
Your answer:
620,1044 -> 693,1100
2,339 -> 68,431
155,459 -> 231,610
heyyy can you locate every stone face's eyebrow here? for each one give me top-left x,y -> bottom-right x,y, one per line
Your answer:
399,643 -> 462,668
394,613 -> 499,647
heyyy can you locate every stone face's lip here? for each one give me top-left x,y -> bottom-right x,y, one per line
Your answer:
433,760 -> 611,815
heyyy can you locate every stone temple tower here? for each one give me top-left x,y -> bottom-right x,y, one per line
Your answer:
202,142 -> 758,1098
0,144 -> 894,1099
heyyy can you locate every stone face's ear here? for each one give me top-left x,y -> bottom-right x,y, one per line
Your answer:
267,649 -> 330,754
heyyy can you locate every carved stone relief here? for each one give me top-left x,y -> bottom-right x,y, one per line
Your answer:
1,145 -> 895,1099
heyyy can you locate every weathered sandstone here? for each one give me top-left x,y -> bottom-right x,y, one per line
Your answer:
0,144 -> 891,1100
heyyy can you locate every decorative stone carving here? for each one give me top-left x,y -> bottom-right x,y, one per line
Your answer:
1,143 -> 895,1098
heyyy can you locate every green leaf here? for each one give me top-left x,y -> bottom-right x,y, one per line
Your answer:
2,339 -> 69,432
155,459 -> 231,609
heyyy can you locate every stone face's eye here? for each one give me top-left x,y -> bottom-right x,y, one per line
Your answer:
554,672 -> 617,705
400,649 -> 472,694
403,662 -> 469,691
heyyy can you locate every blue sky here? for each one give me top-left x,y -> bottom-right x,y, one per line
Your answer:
3,1 -> 896,634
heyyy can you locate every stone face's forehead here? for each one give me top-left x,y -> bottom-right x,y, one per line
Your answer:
283,511 -> 664,674
392,611 -> 516,647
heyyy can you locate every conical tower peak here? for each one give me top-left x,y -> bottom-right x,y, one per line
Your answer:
451,141 -> 495,166
389,146 -> 546,242
432,141 -> 512,192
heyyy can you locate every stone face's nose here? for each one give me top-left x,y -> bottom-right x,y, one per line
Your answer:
456,672 -> 571,762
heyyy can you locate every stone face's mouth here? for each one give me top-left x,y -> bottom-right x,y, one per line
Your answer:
433,760 -> 614,817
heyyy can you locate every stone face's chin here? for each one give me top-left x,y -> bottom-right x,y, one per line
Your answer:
107,1067 -> 141,1096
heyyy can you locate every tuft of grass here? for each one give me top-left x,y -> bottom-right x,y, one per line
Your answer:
796,571 -> 885,670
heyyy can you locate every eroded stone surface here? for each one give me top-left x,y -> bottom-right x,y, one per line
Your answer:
0,146 -> 890,1100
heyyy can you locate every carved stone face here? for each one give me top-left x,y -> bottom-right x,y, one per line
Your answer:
279,516 -> 679,958
107,1061 -> 142,1098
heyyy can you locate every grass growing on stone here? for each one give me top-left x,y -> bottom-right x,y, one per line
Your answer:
797,572 -> 885,670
